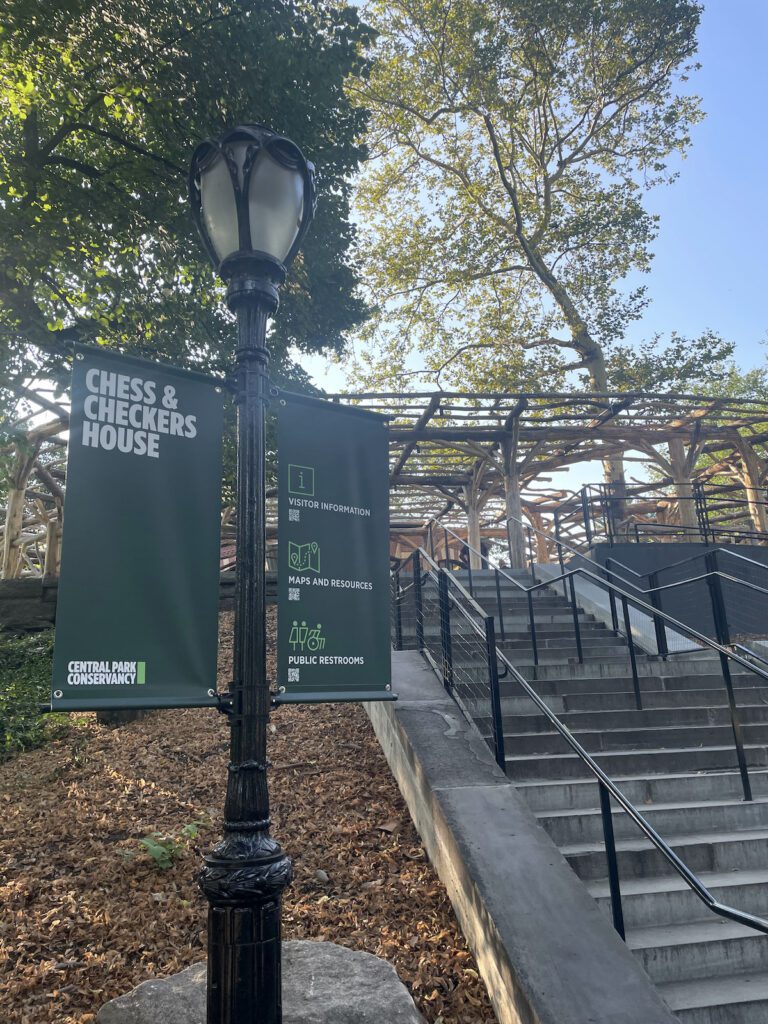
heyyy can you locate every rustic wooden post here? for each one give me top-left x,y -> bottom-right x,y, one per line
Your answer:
668,435 -> 699,537
464,485 -> 483,570
1,443 -> 40,579
501,436 -> 527,570
732,433 -> 768,534
526,505 -> 552,562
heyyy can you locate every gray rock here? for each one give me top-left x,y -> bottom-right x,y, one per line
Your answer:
97,940 -> 424,1024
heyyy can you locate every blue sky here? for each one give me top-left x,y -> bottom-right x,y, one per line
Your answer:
622,0 -> 768,371
301,0 -> 768,391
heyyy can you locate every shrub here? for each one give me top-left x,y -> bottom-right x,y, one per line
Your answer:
0,630 -> 67,758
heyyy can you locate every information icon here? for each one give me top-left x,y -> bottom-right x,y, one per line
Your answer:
288,464 -> 315,496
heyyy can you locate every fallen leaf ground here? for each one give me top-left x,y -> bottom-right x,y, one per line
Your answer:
0,614 -> 495,1024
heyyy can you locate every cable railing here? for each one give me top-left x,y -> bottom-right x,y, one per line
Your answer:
390,546 -> 768,942
393,549 -> 506,769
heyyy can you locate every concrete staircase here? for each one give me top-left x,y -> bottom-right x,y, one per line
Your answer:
445,569 -> 768,1024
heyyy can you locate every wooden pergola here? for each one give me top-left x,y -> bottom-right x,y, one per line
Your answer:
326,391 -> 768,568
3,388 -> 768,578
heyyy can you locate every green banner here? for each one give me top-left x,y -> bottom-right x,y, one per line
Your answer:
51,346 -> 224,710
277,394 -> 393,702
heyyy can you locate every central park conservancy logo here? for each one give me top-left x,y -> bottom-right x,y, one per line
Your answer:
67,661 -> 146,686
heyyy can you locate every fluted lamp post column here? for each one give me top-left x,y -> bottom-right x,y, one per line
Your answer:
189,124 -> 315,1024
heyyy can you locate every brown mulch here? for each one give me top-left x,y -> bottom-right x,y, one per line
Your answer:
0,613 -> 495,1024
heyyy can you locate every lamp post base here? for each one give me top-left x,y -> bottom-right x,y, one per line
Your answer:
199,835 -> 292,1024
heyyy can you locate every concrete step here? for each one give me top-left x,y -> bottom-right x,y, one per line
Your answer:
500,673 -> 755,699
503,647 -> 631,666
536,798 -> 768,846
498,624 -> 618,640
521,657 -> 751,681
659,971 -> 768,1024
497,689 -> 766,718
553,687 -> 768,712
627,918 -> 768,984
515,770 -> 768,813
505,704 -> 768,735
501,635 -> 626,651
505,743 -> 768,782
562,827 -> 768,882
587,868 -> 768,930
506,722 -> 768,758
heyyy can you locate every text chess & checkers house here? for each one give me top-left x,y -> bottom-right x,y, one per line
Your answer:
81,368 -> 198,459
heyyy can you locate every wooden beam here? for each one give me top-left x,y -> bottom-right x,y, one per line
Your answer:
390,395 -> 441,479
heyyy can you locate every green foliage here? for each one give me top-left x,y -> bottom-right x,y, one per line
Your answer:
351,0 -> 704,394
137,832 -> 184,870
0,0 -> 373,427
0,629 -> 66,758
134,821 -> 205,869
606,331 -> 737,393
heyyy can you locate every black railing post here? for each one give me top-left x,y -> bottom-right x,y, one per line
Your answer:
599,781 -> 625,940
494,568 -> 506,640
484,615 -> 506,771
443,526 -> 450,567
527,590 -> 539,667
705,550 -> 730,646
581,487 -> 593,547
467,555 -> 474,597
413,550 -> 424,652
438,569 -> 454,692
694,482 -> 711,545
427,522 -> 435,560
604,559 -> 619,632
648,571 -> 668,659
392,567 -> 403,651
706,551 -> 752,801
557,512 -> 569,598
527,526 -> 536,583
607,491 -> 615,546
620,594 -> 643,710
568,575 -> 584,664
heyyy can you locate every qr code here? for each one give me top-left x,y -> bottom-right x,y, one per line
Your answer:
288,508 -> 300,522
288,668 -> 300,683
288,587 -> 300,601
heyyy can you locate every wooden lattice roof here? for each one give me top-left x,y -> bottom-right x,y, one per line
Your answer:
325,391 -> 768,526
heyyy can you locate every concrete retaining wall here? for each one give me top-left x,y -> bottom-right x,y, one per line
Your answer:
366,652 -> 677,1024
0,573 -> 277,632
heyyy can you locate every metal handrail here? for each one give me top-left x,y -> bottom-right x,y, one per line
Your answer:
440,514 -> 768,801
393,547 -> 768,940
492,642 -> 768,937
508,515 -> 768,665
651,544 -> 768,579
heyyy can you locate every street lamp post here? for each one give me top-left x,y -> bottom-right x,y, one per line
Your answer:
189,124 -> 315,1024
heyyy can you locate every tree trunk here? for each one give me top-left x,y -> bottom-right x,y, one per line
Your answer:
521,238 -> 627,506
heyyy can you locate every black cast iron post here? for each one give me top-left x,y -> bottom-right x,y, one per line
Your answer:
189,124 -> 316,1024
198,259 -> 290,1024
